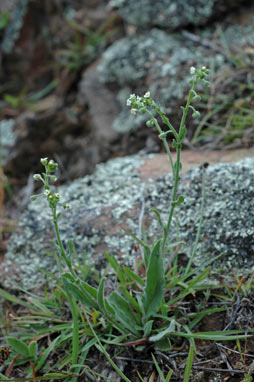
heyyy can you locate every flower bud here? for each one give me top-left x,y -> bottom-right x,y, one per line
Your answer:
55,193 -> 60,199
192,110 -> 200,119
40,158 -> 48,166
146,119 -> 154,127
48,160 -> 58,172
33,174 -> 42,181
193,94 -> 201,102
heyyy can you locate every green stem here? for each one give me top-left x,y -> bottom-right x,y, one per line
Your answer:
179,77 -> 198,133
147,111 -> 176,180
161,77 -> 199,251
185,166 -> 206,275
162,144 -> 181,251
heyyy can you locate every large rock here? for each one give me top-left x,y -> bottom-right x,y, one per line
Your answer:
92,22 -> 254,133
2,148 -> 254,291
96,28 -> 223,133
109,0 -> 247,28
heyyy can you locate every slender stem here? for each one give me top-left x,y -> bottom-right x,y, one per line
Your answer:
52,208 -> 64,274
185,166 -> 206,275
162,144 -> 181,251
147,111 -> 176,180
179,78 -> 198,132
161,77 -> 200,251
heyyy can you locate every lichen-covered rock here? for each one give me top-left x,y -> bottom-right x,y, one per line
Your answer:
1,0 -> 29,53
2,152 -> 254,290
97,28 -> 224,132
95,22 -> 254,133
0,119 -> 16,165
109,0 -> 246,29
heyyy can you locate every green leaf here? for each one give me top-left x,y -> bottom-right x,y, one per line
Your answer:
7,337 -> 30,357
143,240 -> 164,319
0,372 -> 9,380
79,280 -> 98,299
155,337 -> 172,351
184,345 -> 194,382
152,354 -> 167,382
179,126 -> 187,140
122,266 -> 144,287
28,341 -> 38,358
172,195 -> 184,207
151,208 -> 164,229
105,253 -> 126,284
108,292 -> 141,335
149,319 -> 176,342
62,276 -> 98,309
4,94 -> 20,108
170,330 -> 252,341
143,320 -> 153,337
97,277 -> 106,313
119,286 -> 141,312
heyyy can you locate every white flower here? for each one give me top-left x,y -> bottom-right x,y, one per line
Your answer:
144,91 -> 150,98
130,108 -> 137,115
65,204 -> 71,209
55,193 -> 60,199
44,190 -> 50,196
40,157 -> 48,165
127,94 -> 136,106
33,174 -> 41,181
190,66 -> 196,75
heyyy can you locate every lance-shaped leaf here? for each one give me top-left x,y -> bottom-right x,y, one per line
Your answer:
142,239 -> 164,319
108,292 -> 142,336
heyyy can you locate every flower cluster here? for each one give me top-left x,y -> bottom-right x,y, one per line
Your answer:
189,65 -> 210,87
31,158 -> 71,210
126,91 -> 153,115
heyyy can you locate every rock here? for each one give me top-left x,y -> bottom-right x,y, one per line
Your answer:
97,28 -> 223,133
77,60 -> 120,142
1,0 -> 29,54
94,21 -> 254,133
0,119 -> 16,165
109,0 -> 247,29
2,148 -> 254,291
